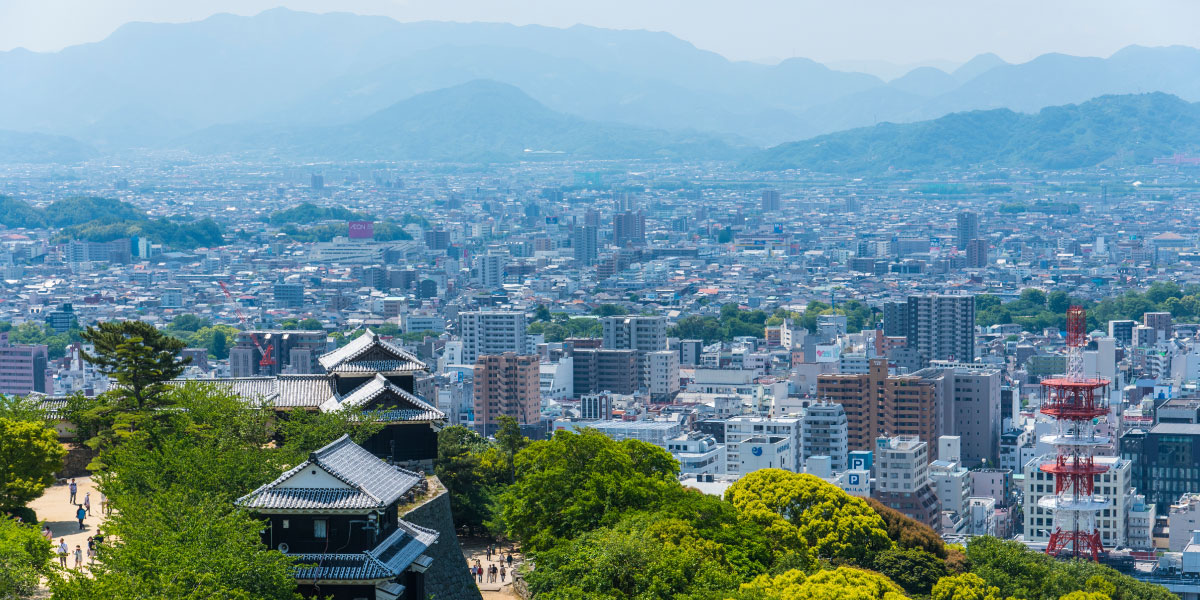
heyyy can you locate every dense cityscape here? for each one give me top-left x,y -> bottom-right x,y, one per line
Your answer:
3,4 -> 1200,600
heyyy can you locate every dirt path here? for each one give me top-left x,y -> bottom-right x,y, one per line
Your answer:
461,537 -> 524,598
28,476 -> 107,573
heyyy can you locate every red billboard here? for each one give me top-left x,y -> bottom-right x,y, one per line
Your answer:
348,221 -> 374,239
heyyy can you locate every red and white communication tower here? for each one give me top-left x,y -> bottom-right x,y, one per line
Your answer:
1039,306 -> 1110,560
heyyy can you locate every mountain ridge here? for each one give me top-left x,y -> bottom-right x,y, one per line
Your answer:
744,92 -> 1200,173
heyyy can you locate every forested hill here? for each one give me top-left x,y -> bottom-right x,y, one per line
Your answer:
744,92 -> 1200,173
0,196 -> 223,250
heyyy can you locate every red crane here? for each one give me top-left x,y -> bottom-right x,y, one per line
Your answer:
218,281 -> 276,371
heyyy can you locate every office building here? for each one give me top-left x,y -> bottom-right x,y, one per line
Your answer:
572,349 -> 638,396
761,189 -> 781,212
956,211 -> 979,250
273,282 -> 305,309
423,229 -> 450,251
724,416 -> 801,476
579,393 -> 614,420
1121,423 -> 1200,509
801,401 -> 849,472
941,365 -> 1002,467
44,303 -> 76,333
906,294 -> 975,363
473,353 -> 539,436
1108,320 -> 1136,346
0,332 -> 49,396
573,225 -> 598,265
665,432 -> 726,475
678,339 -> 704,366
873,435 -> 940,528
458,311 -> 528,365
1169,493 -> 1200,552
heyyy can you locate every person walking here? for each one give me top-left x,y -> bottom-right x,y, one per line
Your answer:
73,545 -> 83,569
68,479 -> 77,504
76,504 -> 87,530
87,536 -> 96,563
42,525 -> 52,541
100,492 -> 108,516
500,565 -> 507,583
57,539 -> 68,567
506,553 -> 513,567
84,492 -> 92,516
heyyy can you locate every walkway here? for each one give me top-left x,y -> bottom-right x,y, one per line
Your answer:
461,537 -> 523,599
28,476 -> 107,573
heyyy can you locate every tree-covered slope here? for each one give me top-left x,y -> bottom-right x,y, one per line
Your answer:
745,92 -> 1200,172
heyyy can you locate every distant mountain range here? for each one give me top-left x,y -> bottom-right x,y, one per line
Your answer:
744,93 -> 1200,173
181,80 -> 742,162
0,130 -> 95,164
5,7 -> 1200,154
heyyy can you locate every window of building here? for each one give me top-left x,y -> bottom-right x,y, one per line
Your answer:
314,519 -> 327,539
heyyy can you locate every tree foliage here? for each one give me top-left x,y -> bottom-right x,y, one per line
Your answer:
497,428 -> 679,551
725,470 -> 892,564
736,566 -> 910,600
871,547 -> 950,596
0,516 -> 54,599
80,321 -> 190,410
0,418 -> 67,511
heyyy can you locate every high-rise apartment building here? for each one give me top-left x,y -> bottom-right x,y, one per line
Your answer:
873,435 -> 940,528
573,225 -> 598,265
956,211 -> 979,250
761,189 -> 781,212
1145,311 -> 1173,339
458,311 -> 528,365
613,210 -> 645,247
882,301 -> 909,338
818,358 -> 944,455
906,294 -> 975,363
965,238 -> 988,268
801,400 -> 849,471
572,348 -> 638,396
473,353 -> 540,436
602,315 -> 668,390
645,349 -> 680,400
0,332 -> 49,396
1108,320 -> 1136,346
476,253 -> 506,288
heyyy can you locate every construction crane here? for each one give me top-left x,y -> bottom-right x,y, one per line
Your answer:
218,281 -> 276,371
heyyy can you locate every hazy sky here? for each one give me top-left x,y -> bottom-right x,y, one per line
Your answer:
2,0 -> 1198,65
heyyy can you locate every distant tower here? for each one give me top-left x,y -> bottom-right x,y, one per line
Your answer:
761,189 -> 781,212
956,211 -> 979,250
1039,306 -> 1110,561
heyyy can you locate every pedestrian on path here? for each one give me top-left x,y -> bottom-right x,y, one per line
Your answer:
42,525 -> 52,541
57,539 -> 68,567
87,537 -> 96,563
76,505 -> 86,530
100,492 -> 108,516
84,492 -> 92,516
506,553 -> 513,567
73,545 -> 83,569
501,565 -> 507,582
68,479 -> 77,504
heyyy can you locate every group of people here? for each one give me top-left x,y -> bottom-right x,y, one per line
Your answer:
471,560 -> 507,584
52,535 -> 101,569
470,544 -> 515,586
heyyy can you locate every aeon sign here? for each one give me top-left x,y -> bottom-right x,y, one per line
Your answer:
348,221 -> 374,239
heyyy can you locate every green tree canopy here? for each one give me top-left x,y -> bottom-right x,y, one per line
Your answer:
81,321 -> 190,410
737,566 -> 909,600
497,428 -> 680,551
0,418 -> 66,511
726,470 -> 892,564
0,516 -> 54,599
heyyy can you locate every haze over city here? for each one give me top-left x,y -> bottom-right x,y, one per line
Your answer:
1,2 -> 1200,600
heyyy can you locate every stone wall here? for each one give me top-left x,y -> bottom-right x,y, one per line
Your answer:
401,477 -> 482,600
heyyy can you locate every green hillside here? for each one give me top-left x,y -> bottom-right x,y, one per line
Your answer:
745,92 -> 1200,172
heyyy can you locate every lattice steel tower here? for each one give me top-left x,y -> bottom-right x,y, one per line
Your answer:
1039,306 -> 1110,560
